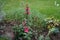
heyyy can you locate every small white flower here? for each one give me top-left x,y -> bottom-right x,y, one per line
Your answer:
57,4 -> 59,7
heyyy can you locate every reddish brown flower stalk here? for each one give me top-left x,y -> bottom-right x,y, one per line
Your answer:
26,4 -> 30,15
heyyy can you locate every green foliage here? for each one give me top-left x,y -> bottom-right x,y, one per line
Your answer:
48,27 -> 59,36
12,24 -> 33,40
38,17 -> 60,40
0,11 -> 6,22
38,35 -> 44,40
4,9 -> 25,22
38,35 -> 51,40
0,37 -> 8,40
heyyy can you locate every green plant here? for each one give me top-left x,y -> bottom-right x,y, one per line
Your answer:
38,17 -> 60,40
12,24 -> 33,40
0,37 -> 8,40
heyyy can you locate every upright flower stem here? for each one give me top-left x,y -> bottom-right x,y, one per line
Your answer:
25,3 -> 30,26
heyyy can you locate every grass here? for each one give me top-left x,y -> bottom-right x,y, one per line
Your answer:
1,0 -> 60,20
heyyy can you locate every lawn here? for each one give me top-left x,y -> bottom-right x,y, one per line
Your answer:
1,0 -> 60,20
